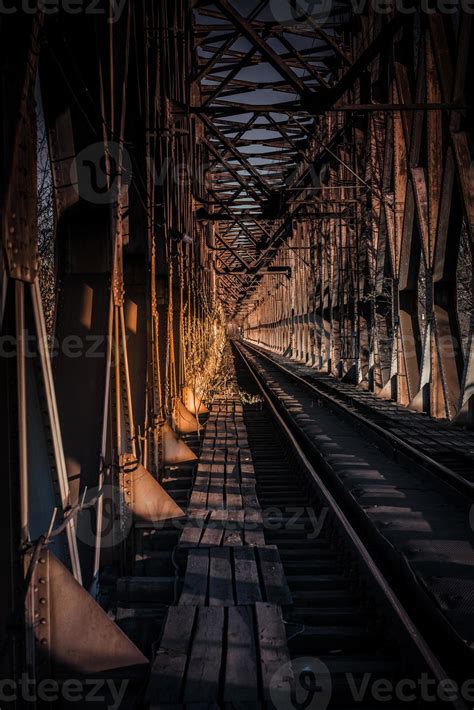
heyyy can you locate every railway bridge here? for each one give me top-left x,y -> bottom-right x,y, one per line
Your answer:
1,1 -> 474,708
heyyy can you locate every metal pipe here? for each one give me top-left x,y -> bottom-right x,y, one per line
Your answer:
92,293 -> 114,585
16,281 -> 28,546
114,307 -> 123,456
120,304 -> 137,459
31,280 -> 83,584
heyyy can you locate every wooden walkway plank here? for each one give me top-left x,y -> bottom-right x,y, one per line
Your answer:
199,450 -> 215,465
233,547 -> 262,605
180,548 -> 209,605
225,482 -> 243,510
200,528 -> 224,547
180,511 -> 209,547
206,492 -> 225,511
197,461 -> 212,474
239,449 -> 253,463
224,607 -> 259,703
240,462 -> 254,476
184,607 -> 225,703
207,464 -> 225,509
242,490 -> 260,511
243,508 -> 265,546
188,492 -> 208,510
257,546 -> 293,607
222,510 -> 245,547
244,531 -> 266,547
226,460 -> 239,481
200,513 -> 225,547
255,603 -> 292,702
189,470 -> 210,509
226,445 -> 239,459
209,547 -> 235,606
146,606 -> 196,704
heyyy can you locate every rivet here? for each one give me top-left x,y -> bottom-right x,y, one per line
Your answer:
39,598 -> 46,605
39,578 -> 46,584
40,618 -> 46,625
40,639 -> 47,646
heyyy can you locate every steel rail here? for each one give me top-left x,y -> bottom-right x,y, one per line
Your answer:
240,340 -> 474,502
234,339 -> 468,709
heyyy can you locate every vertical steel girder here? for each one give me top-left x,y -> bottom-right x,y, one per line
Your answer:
243,8 -> 473,424
0,1 -> 185,687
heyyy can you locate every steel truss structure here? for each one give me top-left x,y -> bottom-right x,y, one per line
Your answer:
0,0 -> 473,692
224,4 -> 474,423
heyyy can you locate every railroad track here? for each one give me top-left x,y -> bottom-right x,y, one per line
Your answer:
238,342 -> 474,500
292,374 -> 474,486
232,341 -> 470,709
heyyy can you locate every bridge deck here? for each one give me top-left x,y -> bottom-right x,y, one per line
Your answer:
146,391 -> 292,707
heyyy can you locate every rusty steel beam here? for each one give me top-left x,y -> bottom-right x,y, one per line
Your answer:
214,0 -> 312,99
